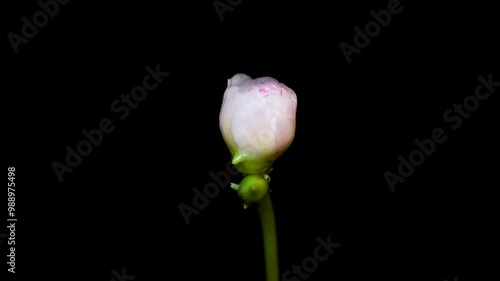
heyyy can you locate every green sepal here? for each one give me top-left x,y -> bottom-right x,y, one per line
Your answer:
231,151 -> 274,176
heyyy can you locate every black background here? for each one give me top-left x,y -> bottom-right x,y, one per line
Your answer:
3,0 -> 499,280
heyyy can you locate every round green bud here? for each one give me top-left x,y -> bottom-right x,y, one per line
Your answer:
237,174 -> 269,207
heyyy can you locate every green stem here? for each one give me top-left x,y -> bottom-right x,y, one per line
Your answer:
257,193 -> 279,281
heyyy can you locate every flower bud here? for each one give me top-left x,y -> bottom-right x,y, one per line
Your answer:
219,73 -> 297,176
